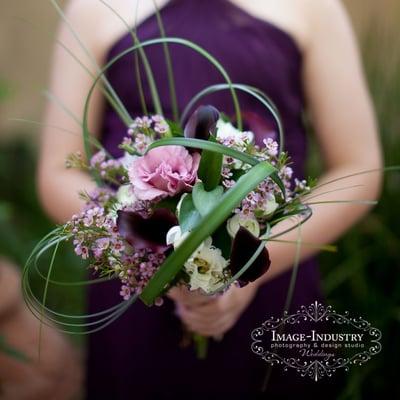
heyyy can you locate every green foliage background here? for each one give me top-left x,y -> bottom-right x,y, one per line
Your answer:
306,18 -> 400,399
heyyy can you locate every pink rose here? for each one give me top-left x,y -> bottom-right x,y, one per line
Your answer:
129,146 -> 200,201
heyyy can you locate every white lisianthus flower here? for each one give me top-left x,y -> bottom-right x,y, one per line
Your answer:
184,245 -> 228,293
116,184 -> 137,207
119,152 -> 139,169
109,184 -> 138,222
226,214 -> 260,238
166,226 -> 211,250
166,225 -> 189,248
216,120 -> 254,170
216,119 -> 254,144
257,193 -> 279,217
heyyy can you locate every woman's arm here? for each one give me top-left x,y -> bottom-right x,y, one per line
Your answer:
37,0 -> 106,224
38,0 -> 166,224
255,0 -> 383,285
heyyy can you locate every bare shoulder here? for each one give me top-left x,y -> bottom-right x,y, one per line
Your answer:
240,0 -> 353,54
59,0 -> 168,59
235,0 -> 310,53
302,0 -> 349,20
296,0 -> 357,51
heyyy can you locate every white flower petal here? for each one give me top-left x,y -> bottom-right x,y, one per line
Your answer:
116,184 -> 137,206
226,214 -> 260,238
119,152 -> 139,169
166,225 -> 182,246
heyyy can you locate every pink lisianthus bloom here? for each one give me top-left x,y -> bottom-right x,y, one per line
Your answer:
129,145 -> 200,201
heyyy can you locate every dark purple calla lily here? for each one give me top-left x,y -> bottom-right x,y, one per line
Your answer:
117,208 -> 178,252
229,226 -> 271,285
184,105 -> 220,140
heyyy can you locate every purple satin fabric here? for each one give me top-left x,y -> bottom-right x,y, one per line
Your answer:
86,1 -> 332,398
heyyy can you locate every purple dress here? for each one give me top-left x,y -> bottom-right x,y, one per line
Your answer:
87,0 -> 340,398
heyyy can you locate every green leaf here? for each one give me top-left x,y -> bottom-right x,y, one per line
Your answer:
147,137 -> 259,166
178,194 -> 202,233
152,0 -> 179,122
198,135 -> 223,190
192,183 -> 224,217
167,120 -> 183,137
0,202 -> 12,222
140,161 -> 277,305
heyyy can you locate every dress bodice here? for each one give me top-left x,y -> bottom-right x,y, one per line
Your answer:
101,0 -> 307,175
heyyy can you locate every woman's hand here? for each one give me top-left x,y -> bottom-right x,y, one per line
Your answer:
168,283 -> 259,337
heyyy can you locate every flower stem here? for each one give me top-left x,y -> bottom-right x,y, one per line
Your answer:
193,334 -> 208,360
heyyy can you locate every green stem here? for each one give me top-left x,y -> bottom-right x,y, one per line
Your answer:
153,0 -> 179,122
193,334 -> 208,360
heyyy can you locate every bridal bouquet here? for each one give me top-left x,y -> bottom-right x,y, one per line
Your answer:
64,106 -> 311,307
53,104 -> 312,357
23,1 -> 319,361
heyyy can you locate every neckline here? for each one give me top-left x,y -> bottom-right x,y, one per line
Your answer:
105,0 -> 303,63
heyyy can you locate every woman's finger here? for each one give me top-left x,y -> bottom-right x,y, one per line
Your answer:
179,307 -> 234,336
185,317 -> 233,337
167,286 -> 216,307
177,303 -> 213,325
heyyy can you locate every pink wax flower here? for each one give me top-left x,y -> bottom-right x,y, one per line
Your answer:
129,145 -> 200,201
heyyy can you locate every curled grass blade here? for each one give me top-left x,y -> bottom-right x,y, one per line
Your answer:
49,0 -> 132,125
267,239 -> 337,253
38,239 -> 60,359
153,0 -> 179,122
148,137 -> 258,164
146,137 -> 286,197
22,232 -> 140,334
98,0 -> 162,115
262,218 -> 303,392
14,13 -> 131,125
82,36 -> 243,167
305,200 -> 378,206
301,184 -> 366,202
44,90 -> 82,127
9,118 -> 107,154
181,83 -> 285,152
268,206 -> 313,240
133,0 -> 148,116
311,166 -> 400,192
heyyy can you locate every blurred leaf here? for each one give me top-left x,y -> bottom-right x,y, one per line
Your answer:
0,202 -> 12,222
0,335 -> 29,362
0,79 -> 11,102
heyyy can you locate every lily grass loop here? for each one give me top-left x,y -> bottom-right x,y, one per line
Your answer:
144,137 -> 287,198
82,37 -> 243,172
